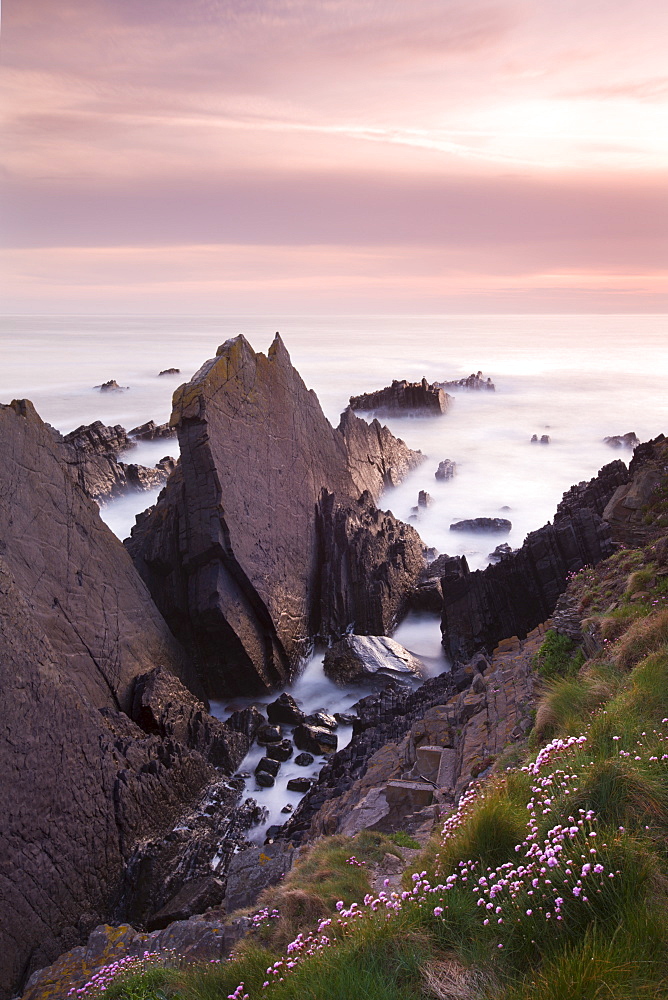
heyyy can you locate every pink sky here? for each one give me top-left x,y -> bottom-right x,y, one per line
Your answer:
2,0 -> 667,313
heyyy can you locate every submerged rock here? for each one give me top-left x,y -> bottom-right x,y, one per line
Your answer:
435,459 -> 457,480
437,371 -> 495,391
323,634 -> 425,687
349,377 -> 451,417
266,693 -> 305,725
450,517 -> 512,533
126,335 -> 425,697
603,431 -> 639,449
293,725 -> 338,755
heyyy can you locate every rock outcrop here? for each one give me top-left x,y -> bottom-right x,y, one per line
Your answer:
323,634 -> 425,686
127,335 -> 425,697
0,400 -> 251,999
602,435 -> 667,546
604,431 -> 639,449
349,378 -> 452,417
450,517 -> 511,533
439,458 -> 630,662
435,459 -> 457,481
437,371 -> 495,391
337,405 -> 424,496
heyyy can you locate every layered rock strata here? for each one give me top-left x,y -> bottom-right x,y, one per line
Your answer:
349,377 -> 452,416
127,335 -> 425,697
63,419 -> 175,501
0,400 -> 249,999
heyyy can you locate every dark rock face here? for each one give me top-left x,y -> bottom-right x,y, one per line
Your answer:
323,634 -> 424,686
256,757 -> 281,778
266,693 -> 305,725
158,368 -> 181,376
303,711 -> 337,730
0,400 -> 221,999
441,508 -> 615,662
224,842 -> 298,914
129,419 -> 177,441
293,725 -> 338,755
488,543 -> 515,563
602,435 -> 667,546
604,432 -> 639,449
435,459 -> 456,480
555,460 -> 629,523
337,405 -> 424,496
131,666 -> 249,772
126,335 -> 425,697
294,752 -> 315,766
266,739 -> 294,762
450,517 -> 512,533
95,379 -> 126,392
62,419 -> 174,501
531,434 -> 551,444
349,377 -> 451,417
437,371 -> 494,391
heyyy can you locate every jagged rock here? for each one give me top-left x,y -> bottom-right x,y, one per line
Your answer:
256,757 -> 281,778
555,460 -> 629,524
437,371 -> 495,391
441,487 -> 617,662
435,459 -> 457,480
266,693 -> 305,725
602,436 -> 667,546
95,379 -> 126,392
349,377 -> 452,417
131,666 -> 249,772
146,876 -> 225,930
303,711 -> 337,730
158,368 -> 181,376
129,419 -> 177,440
488,543 -> 514,562
293,725 -> 338,755
323,634 -> 424,687
315,490 -> 425,639
418,490 -> 433,508
65,419 -> 131,455
334,712 -> 357,726
266,739 -> 294,762
294,752 -> 315,766
337,405 -> 424,496
450,517 -> 512,533
62,420 -> 174,501
224,706 -> 265,741
604,432 -> 639,449
126,335 -> 425,697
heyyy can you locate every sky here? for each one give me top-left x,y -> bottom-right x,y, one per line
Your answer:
1,0 -> 667,314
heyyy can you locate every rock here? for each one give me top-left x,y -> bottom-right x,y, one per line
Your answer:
287,776 -> 316,792
437,371 -> 495,391
255,757 -> 281,778
128,419 -> 177,441
604,432 -> 639,449
158,368 -> 181,376
293,725 -> 338,755
224,706 -> 265,741
488,543 -> 514,562
62,420 -> 174,501
94,379 -> 126,392
602,436 -> 668,546
323,634 -> 424,687
349,378 -> 452,417
418,490 -> 432,508
555,460 -> 629,523
281,803 -> 293,813
126,335 -> 425,697
146,876 -> 225,931
224,842 -> 298,913
266,739 -> 294,762
334,712 -> 357,726
266,693 -> 305,725
440,462 -> 621,661
450,517 -> 512,533
435,459 -> 456,480
303,711 -> 337,730
265,825 -> 283,841
256,771 -> 275,787
531,433 -> 550,444
294,752 -> 315,766
131,666 -> 250,772
337,405 -> 425,495
256,723 -> 282,745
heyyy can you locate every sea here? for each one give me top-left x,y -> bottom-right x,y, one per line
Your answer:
3,313 -> 667,837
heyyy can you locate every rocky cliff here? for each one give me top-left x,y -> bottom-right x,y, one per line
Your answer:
127,335 -> 425,697
0,401 -> 249,999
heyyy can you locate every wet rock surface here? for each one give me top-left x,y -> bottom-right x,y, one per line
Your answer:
323,634 -> 425,686
293,724 -> 338,755
126,335 -> 425,698
349,377 -> 452,417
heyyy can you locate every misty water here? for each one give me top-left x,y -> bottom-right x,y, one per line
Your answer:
3,313 -> 667,840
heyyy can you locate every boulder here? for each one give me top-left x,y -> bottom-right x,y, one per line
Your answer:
131,665 -> 249,772
334,712 -> 357,726
126,335 -> 425,697
129,419 -> 177,441
303,711 -> 337,730
604,432 -> 639,449
294,752 -> 315,766
287,776 -> 316,793
256,770 -> 275,787
435,459 -> 456,480
418,490 -> 432,508
266,739 -> 294,762
293,725 -> 338,755
224,706 -> 265,741
349,377 -> 451,417
323,634 -> 425,687
256,723 -> 282,745
256,757 -> 281,778
450,517 -> 511,533
266,692 -> 305,725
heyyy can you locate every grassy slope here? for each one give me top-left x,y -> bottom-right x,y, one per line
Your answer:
83,489 -> 668,1000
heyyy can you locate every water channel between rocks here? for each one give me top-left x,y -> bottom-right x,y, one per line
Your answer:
210,611 -> 449,843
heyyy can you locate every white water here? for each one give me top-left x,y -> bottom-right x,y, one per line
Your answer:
3,313 -> 666,838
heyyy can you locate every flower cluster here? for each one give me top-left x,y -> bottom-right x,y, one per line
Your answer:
251,907 -> 281,927
67,952 -> 162,996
